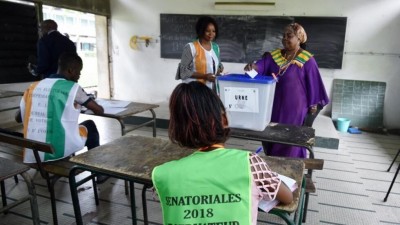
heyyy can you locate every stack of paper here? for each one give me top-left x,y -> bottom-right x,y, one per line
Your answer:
95,99 -> 130,114
95,99 -> 129,108
258,174 -> 298,212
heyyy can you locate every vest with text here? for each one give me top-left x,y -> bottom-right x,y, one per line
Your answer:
21,78 -> 87,163
152,148 -> 251,225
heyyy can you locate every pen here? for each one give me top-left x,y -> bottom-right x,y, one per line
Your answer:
255,146 -> 263,154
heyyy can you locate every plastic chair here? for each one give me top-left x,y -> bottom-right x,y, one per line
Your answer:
384,149 -> 400,202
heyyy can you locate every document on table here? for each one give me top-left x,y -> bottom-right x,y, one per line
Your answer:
84,99 -> 131,114
96,99 -> 131,108
84,107 -> 127,115
103,107 -> 126,114
258,174 -> 298,212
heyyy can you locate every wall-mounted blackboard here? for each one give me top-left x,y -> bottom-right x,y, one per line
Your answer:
0,1 -> 39,84
160,14 -> 347,69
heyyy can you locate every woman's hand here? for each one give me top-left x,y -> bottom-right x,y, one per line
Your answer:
309,105 -> 318,115
217,64 -> 224,75
244,62 -> 257,71
206,73 -> 216,82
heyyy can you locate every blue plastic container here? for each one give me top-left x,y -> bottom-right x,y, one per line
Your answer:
217,74 -> 276,131
348,127 -> 362,134
337,118 -> 351,132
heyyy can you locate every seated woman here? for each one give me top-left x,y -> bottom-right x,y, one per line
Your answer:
152,81 -> 293,224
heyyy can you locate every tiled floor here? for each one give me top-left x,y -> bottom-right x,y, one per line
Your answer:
1,115 -> 400,225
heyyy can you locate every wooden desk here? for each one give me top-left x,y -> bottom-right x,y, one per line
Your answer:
231,123 -> 316,223
262,156 -> 305,225
231,123 -> 315,159
69,135 -> 305,225
0,90 -> 23,113
84,99 -> 159,137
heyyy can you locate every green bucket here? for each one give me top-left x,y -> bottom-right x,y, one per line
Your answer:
337,118 -> 351,132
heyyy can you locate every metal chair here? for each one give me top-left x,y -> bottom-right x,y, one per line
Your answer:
384,149 -> 400,202
0,132 -> 99,225
0,157 -> 40,225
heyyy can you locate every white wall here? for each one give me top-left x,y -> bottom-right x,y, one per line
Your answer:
110,0 -> 400,128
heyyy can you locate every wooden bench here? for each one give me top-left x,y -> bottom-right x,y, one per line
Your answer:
0,132 -> 99,225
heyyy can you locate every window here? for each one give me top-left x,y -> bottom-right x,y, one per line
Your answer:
55,14 -> 64,23
66,16 -> 73,25
80,42 -> 95,51
81,19 -> 88,27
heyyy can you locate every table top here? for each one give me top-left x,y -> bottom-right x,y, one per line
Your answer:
231,123 -> 315,149
84,99 -> 159,119
70,136 -> 193,183
70,135 -> 304,212
0,157 -> 30,181
0,90 -> 23,99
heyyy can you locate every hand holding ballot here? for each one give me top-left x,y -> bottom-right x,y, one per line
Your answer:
244,61 -> 258,72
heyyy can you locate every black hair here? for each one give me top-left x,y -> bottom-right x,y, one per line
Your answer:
195,16 -> 219,40
58,52 -> 82,71
169,81 -> 229,148
41,19 -> 58,30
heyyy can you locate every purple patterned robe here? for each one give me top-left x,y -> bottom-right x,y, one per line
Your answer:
255,49 -> 329,158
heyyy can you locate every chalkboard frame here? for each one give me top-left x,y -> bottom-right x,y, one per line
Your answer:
160,14 -> 347,69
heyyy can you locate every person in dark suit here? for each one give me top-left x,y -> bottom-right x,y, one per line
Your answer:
28,19 -> 76,79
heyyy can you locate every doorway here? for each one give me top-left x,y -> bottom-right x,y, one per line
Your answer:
42,6 -> 110,98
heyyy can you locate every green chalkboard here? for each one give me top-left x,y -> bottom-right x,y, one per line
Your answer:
332,79 -> 386,128
160,14 -> 347,69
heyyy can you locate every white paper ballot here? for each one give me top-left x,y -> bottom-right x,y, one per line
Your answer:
245,69 -> 258,78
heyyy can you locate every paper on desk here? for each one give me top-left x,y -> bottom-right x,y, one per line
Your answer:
258,174 -> 298,212
278,174 -> 298,192
96,99 -> 130,108
83,107 -> 126,115
245,69 -> 258,78
103,107 -> 126,114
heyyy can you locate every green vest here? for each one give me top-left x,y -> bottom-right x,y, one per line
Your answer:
152,148 -> 251,225
211,42 -> 220,61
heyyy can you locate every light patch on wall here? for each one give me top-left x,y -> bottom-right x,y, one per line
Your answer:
214,1 -> 275,11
